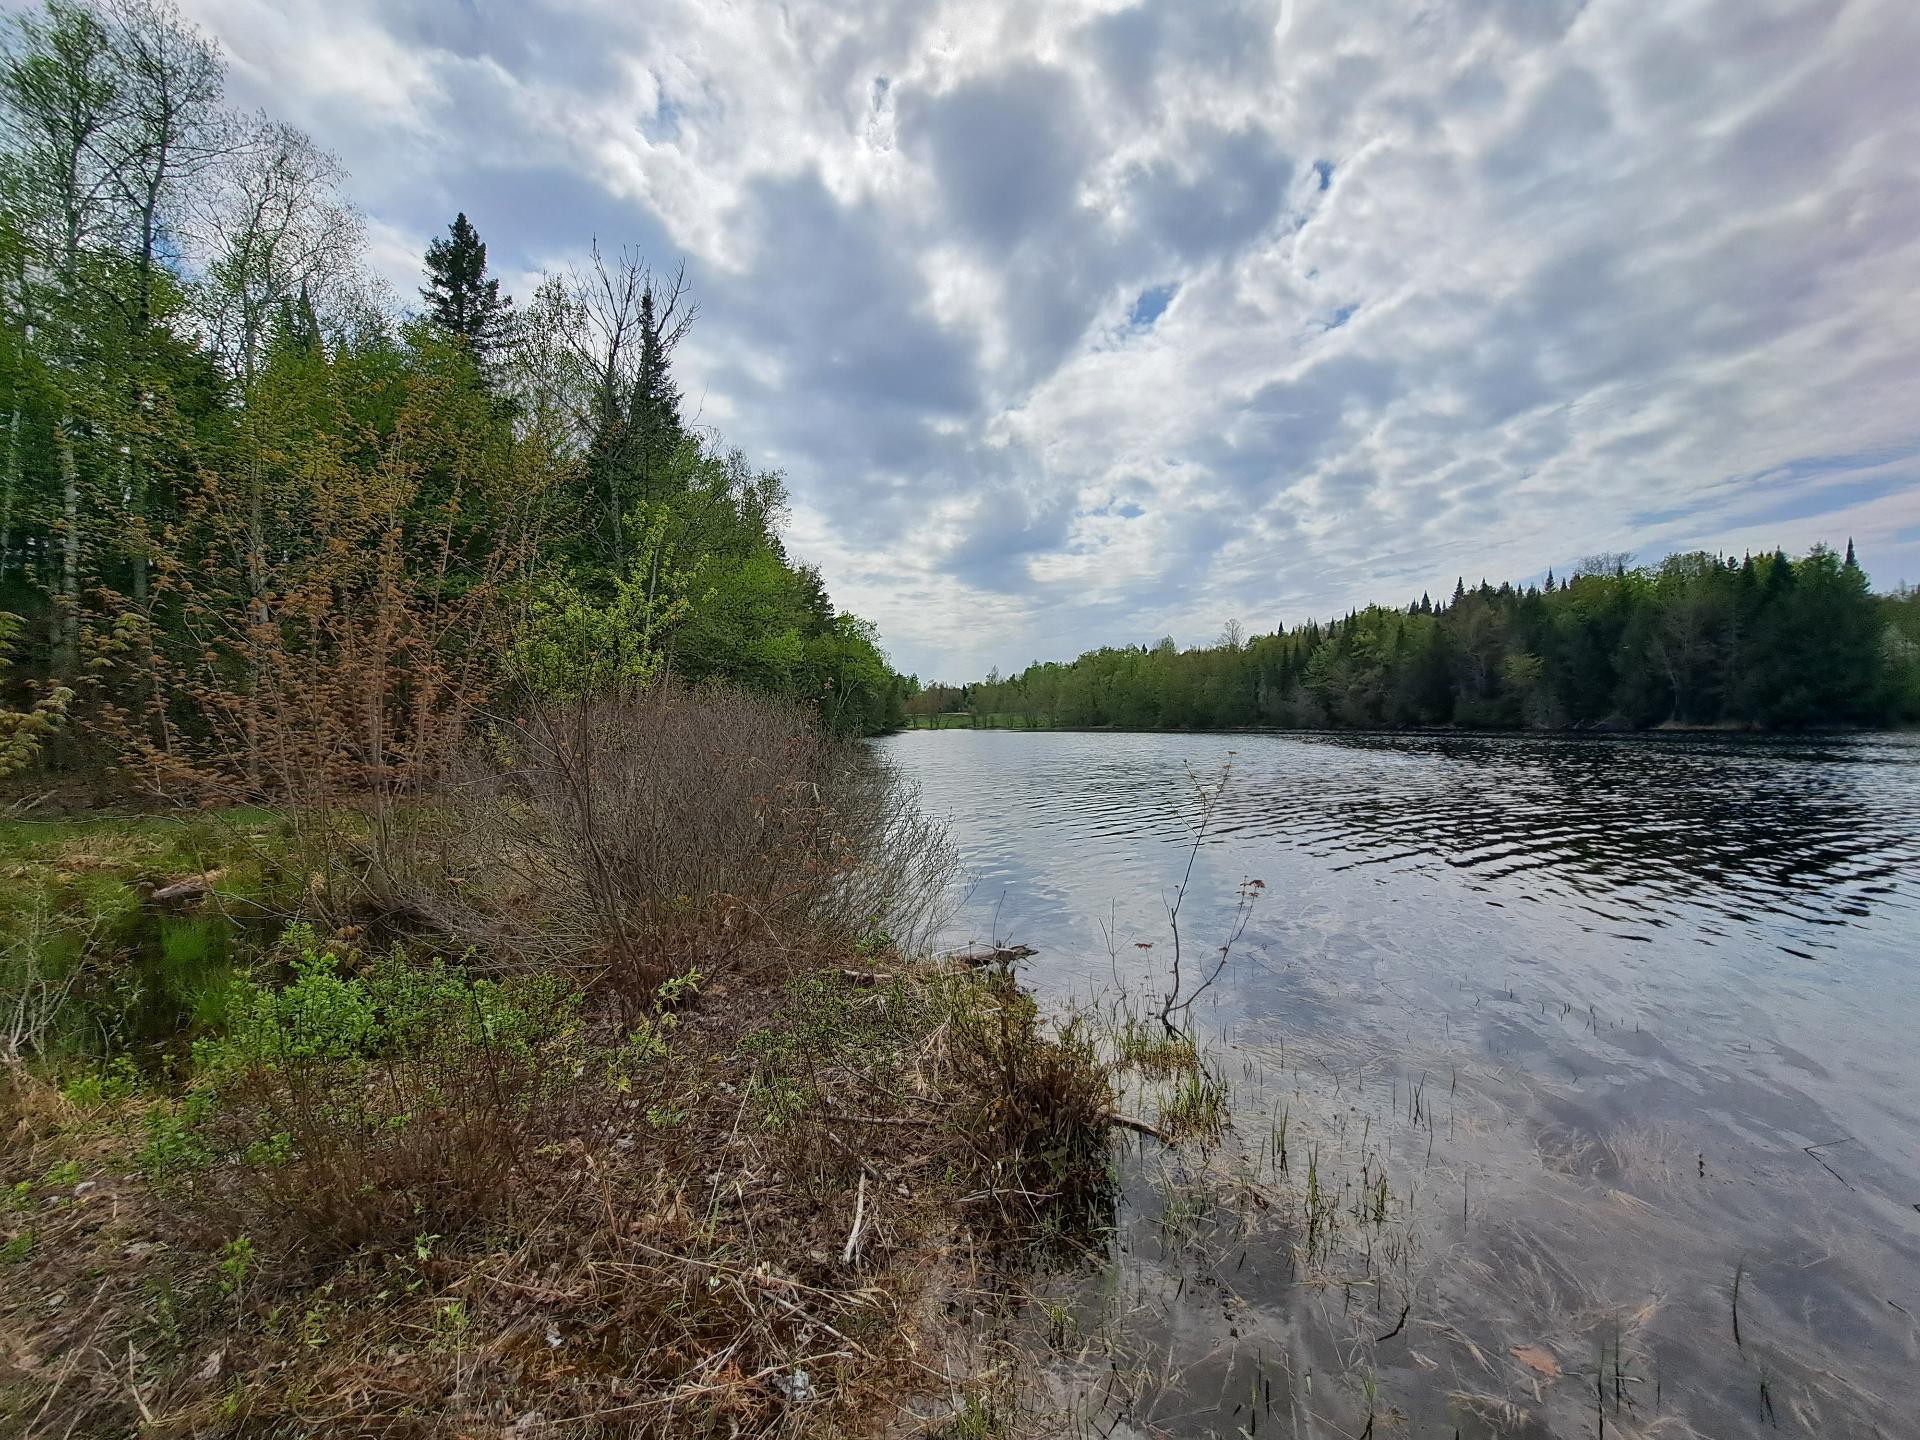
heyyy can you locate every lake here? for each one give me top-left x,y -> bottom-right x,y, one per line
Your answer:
878,728 -> 1920,1438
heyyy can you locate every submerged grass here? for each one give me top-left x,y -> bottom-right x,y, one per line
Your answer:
1113,1012 -> 1199,1076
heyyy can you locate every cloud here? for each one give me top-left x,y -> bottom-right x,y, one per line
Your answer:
897,64 -> 1093,251
173,0 -> 1920,679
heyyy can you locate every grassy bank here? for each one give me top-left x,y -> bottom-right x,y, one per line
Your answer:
0,686 -> 1223,1437
1,921 -> 1113,1435
902,712 -> 1042,730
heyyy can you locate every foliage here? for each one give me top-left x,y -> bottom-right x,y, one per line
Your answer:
145,927 -> 585,1257
0,0 -> 909,823
509,510 -> 691,699
0,610 -> 68,780
508,249 -> 907,733
942,545 -> 1907,733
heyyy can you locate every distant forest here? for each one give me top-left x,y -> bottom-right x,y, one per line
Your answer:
920,546 -> 1920,732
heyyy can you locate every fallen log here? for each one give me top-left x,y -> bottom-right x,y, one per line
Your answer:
141,869 -> 227,908
941,942 -> 1037,967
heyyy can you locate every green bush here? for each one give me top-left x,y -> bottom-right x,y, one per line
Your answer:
947,972 -> 1116,1238
145,927 -> 586,1260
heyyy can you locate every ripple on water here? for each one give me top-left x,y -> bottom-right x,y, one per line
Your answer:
881,728 -> 1920,1437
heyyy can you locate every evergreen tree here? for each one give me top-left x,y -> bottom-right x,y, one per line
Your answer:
953,543 -> 1900,734
628,281 -> 683,506
420,212 -> 512,362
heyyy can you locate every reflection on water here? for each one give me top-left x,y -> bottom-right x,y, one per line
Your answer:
880,729 -> 1920,1438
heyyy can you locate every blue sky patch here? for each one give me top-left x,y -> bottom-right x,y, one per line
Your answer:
1129,283 -> 1176,328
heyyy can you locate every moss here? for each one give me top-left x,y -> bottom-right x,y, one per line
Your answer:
0,810 -> 294,1065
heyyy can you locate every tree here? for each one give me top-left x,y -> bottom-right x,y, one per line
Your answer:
96,0 -> 227,605
420,211 -> 512,365
1,0 -> 123,674
945,542 -> 1902,735
519,246 -> 694,577
0,0 -> 914,817
199,119 -> 357,385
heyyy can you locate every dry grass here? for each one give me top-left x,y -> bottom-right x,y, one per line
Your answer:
0,949 -> 1123,1438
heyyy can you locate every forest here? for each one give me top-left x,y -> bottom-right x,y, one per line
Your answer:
925,548 -> 1920,732
0,0 -> 909,804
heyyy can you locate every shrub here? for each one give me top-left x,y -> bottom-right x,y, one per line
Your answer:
0,610 -> 73,784
1,900 -> 83,1068
146,927 -> 585,1261
404,679 -> 955,1000
947,971 -> 1116,1237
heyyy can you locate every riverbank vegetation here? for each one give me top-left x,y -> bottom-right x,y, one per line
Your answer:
0,686 -> 1260,1433
0,767 -> 1114,1434
0,4 -> 1180,1434
928,548 -> 1920,733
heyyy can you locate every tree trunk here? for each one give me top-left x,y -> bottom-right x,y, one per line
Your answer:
0,403 -> 20,583
129,440 -> 148,605
55,418 -> 82,676
130,174 -> 165,610
245,442 -> 267,791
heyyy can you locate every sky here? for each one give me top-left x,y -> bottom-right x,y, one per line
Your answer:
168,0 -> 1920,680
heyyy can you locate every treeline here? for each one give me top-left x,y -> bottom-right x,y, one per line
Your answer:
0,0 -> 906,798
928,547 -> 1920,732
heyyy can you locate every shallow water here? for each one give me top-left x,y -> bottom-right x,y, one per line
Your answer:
878,729 -> 1920,1438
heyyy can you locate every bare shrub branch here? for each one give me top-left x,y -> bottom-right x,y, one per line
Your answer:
398,679 -> 956,1000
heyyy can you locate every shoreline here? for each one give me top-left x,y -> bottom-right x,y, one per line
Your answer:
893,717 -> 1910,740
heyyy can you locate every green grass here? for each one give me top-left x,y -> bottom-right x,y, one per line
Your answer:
904,712 -> 1051,730
0,809 -> 296,1062
1156,1061 -> 1229,1141
1114,1014 -> 1199,1076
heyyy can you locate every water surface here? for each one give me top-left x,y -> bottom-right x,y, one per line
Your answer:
880,729 -> 1920,1437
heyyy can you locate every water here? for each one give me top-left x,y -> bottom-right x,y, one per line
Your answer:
878,728 -> 1920,1438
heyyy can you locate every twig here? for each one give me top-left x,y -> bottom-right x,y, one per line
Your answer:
1731,1259 -> 1744,1349
726,1275 -> 872,1358
823,1130 -> 894,1188
841,1173 -> 868,1265
121,1342 -> 156,1426
1376,1302 -> 1411,1343
1105,1111 -> 1173,1144
957,1186 -> 1061,1206
552,1349 -> 854,1423
1803,1137 -> 1856,1191
835,1111 -> 935,1128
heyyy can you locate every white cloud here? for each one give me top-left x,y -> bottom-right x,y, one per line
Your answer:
174,0 -> 1920,678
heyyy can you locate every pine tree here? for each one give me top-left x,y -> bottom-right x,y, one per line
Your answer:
420,213 -> 512,362
628,282 -> 683,506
